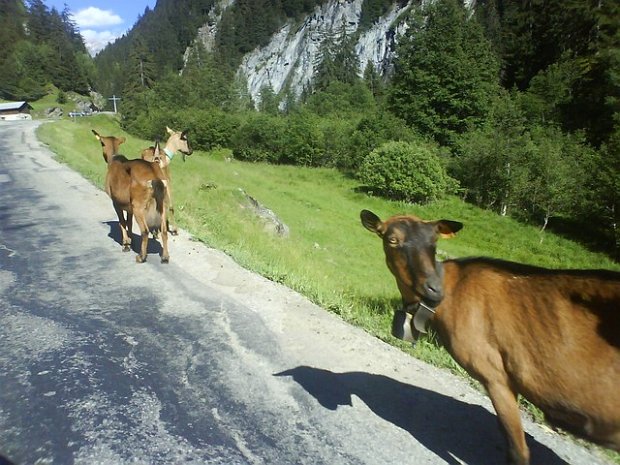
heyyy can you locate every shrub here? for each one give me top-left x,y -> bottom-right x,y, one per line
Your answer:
343,111 -> 419,171
357,140 -> 454,203
281,111 -> 324,166
230,112 -> 286,163
178,108 -> 238,150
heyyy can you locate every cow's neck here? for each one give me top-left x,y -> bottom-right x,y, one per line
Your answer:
428,260 -> 462,347
163,145 -> 175,161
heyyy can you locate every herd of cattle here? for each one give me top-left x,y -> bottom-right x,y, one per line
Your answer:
92,128 -> 619,465
92,127 -> 192,263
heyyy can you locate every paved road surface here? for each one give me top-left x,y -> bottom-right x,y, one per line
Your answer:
0,120 -> 613,464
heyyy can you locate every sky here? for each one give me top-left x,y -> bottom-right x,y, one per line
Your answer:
46,0 -> 157,55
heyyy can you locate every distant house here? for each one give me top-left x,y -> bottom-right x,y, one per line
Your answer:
0,101 -> 33,120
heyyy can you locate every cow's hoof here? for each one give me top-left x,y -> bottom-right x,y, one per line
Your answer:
161,257 -> 169,264
169,229 -> 178,236
136,255 -> 146,263
122,244 -> 131,252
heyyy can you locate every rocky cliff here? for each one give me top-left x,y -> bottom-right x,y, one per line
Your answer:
185,0 -> 415,106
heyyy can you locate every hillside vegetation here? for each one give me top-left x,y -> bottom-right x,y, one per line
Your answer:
3,0 -> 619,258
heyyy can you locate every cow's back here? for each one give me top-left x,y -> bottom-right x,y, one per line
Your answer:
438,258 -> 620,448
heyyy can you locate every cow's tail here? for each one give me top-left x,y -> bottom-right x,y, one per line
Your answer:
145,179 -> 167,229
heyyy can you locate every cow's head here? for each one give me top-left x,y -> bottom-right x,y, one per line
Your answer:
92,129 -> 126,163
360,209 -> 462,342
165,126 -> 193,161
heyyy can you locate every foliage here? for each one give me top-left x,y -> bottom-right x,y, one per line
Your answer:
388,0 -> 501,146
451,92 -> 530,214
342,111 -> 419,172
258,85 -> 280,115
304,81 -> 375,117
358,141 -> 455,203
0,0 -> 91,99
313,23 -> 361,92
480,0 -> 619,147
123,36 -> 157,95
452,92 -> 599,233
56,90 -> 67,104
594,119 -> 620,258
231,112 -> 286,163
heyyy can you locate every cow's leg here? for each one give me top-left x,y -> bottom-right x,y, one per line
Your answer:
126,211 -> 133,246
486,381 -> 529,465
134,211 -> 149,263
160,210 -> 169,263
166,186 -> 178,235
113,204 -> 131,251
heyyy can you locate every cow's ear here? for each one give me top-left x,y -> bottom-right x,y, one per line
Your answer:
361,210 -> 385,237
435,220 -> 463,238
118,136 -> 126,144
166,126 -> 174,134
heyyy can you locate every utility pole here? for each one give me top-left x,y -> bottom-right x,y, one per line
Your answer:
108,95 -> 121,113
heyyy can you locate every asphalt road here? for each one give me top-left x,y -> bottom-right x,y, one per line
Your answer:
0,120 -> 613,465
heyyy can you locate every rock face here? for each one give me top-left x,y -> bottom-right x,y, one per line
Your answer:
239,0 -> 413,105
184,0 -> 414,107
239,189 -> 290,238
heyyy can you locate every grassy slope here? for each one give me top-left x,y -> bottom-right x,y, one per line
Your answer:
37,115 -> 619,460
37,113 -> 620,355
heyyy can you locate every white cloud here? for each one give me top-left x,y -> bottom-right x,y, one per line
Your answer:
73,7 -> 123,28
81,29 -> 121,56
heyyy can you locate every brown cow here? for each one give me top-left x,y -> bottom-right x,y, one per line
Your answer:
93,130 -> 133,249
141,126 -> 193,235
93,130 -> 170,262
360,209 -> 620,465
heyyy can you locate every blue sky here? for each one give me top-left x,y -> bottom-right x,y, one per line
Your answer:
46,0 -> 156,55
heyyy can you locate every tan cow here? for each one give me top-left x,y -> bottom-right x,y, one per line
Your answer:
141,126 -> 192,235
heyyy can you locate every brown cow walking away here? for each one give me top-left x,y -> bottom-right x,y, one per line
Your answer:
93,130 -> 170,263
361,209 -> 620,465
93,130 -> 133,249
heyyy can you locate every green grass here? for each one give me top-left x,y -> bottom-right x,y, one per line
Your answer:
36,116 -> 620,462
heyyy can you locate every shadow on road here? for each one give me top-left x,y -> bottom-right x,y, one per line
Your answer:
275,366 -> 569,465
0,454 -> 16,465
104,220 -> 163,256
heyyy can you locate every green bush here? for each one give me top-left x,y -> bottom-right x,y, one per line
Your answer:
281,111 -> 325,166
343,111 -> 419,171
178,108 -> 238,150
357,140 -> 455,203
231,112 -> 286,163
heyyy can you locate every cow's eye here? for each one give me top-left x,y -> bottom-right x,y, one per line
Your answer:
387,236 -> 399,246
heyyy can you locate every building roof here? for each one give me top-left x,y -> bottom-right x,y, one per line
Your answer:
0,101 -> 32,111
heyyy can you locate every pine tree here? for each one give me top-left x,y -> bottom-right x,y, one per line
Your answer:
314,21 -> 360,92
388,0 -> 500,145
124,36 -> 157,96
